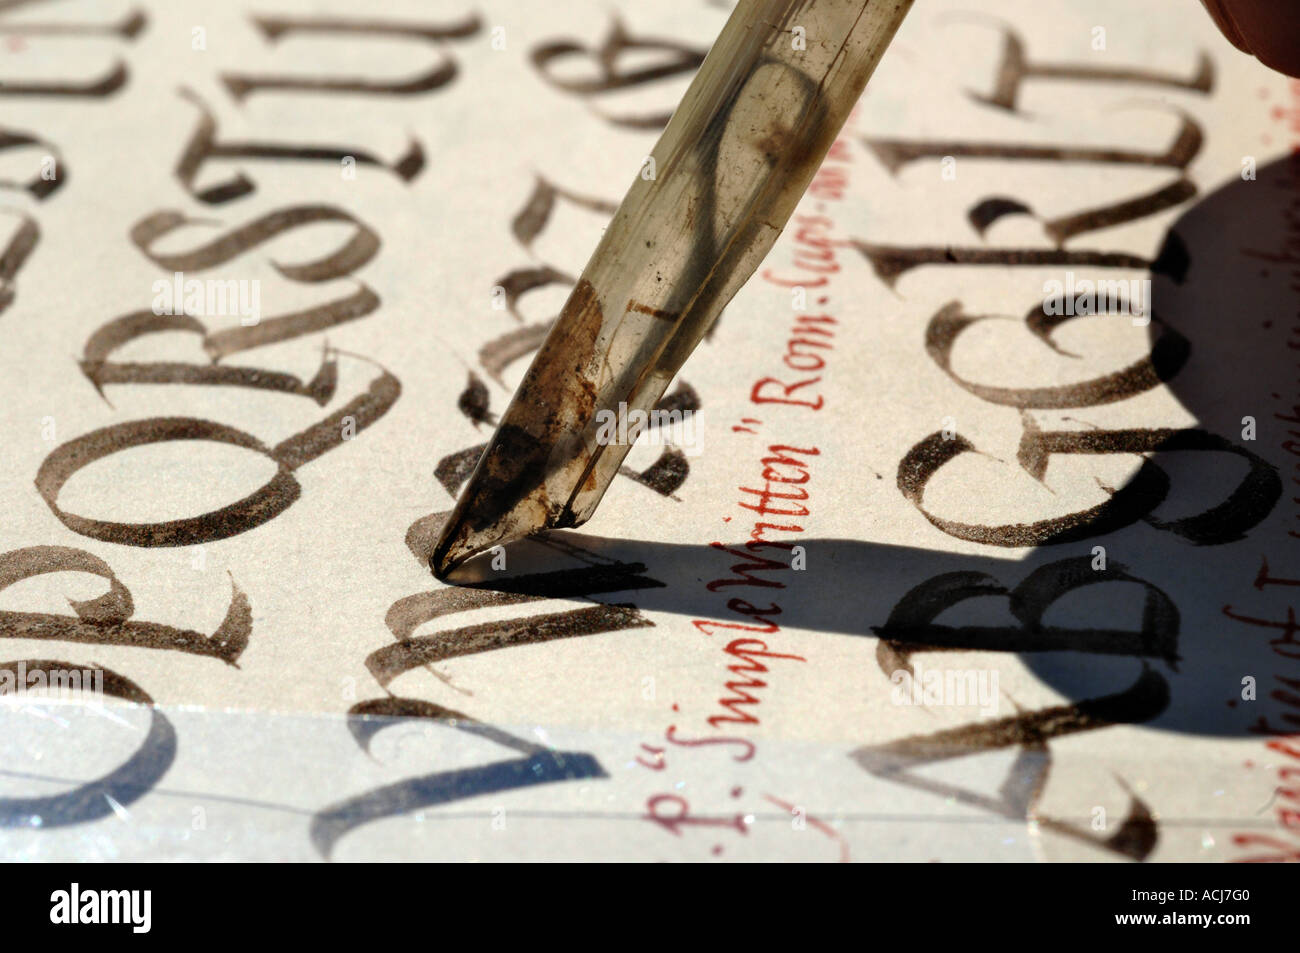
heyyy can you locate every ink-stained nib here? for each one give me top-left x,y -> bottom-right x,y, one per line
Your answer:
431,0 -> 913,578
431,280 -> 608,576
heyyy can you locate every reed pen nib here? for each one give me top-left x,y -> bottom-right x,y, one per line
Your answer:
431,283 -> 607,577
431,0 -> 912,578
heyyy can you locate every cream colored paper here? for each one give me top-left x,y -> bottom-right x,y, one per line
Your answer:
0,0 -> 1296,862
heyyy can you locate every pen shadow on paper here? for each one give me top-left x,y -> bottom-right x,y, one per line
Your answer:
440,154 -> 1298,740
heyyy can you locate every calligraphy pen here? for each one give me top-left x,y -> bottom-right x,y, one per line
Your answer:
432,0 -> 913,576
